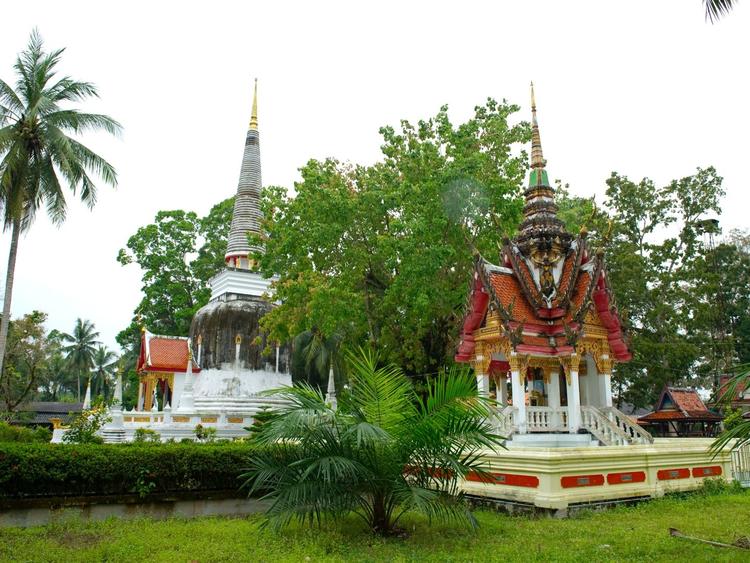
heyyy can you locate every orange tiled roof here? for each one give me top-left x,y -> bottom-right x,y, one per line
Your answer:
639,387 -> 722,422
489,272 -> 537,322
554,253 -> 576,307
138,331 -> 199,373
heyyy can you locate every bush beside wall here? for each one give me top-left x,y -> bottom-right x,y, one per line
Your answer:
0,442 -> 254,499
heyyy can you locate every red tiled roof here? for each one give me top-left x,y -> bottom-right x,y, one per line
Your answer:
138,331 -> 199,373
639,387 -> 722,422
552,253 -> 576,308
489,272 -> 537,322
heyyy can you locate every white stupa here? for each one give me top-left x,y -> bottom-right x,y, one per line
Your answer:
57,81 -> 291,443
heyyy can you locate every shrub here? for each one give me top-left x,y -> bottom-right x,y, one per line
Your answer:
133,428 -> 161,443
194,424 -> 217,443
0,442 -> 255,499
0,422 -> 51,443
62,406 -> 110,444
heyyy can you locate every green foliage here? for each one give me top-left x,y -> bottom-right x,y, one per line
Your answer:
0,442 -> 254,498
712,368 -> 750,453
62,406 -> 110,444
0,311 -> 50,411
0,422 -> 50,443
116,198 -> 233,349
133,428 -> 161,443
194,424 -> 217,443
242,349 -> 503,535
723,407 -> 745,431
253,100 -> 528,374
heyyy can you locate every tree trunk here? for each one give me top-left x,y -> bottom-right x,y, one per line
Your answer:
0,219 -> 21,382
371,494 -> 390,534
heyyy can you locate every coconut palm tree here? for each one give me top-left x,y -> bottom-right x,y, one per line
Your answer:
91,345 -> 118,401
242,349 -> 503,535
62,318 -> 100,401
705,0 -> 738,22
0,30 -> 121,380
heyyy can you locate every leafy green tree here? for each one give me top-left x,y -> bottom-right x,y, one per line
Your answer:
0,310 -> 49,412
242,349 -> 502,535
0,30 -> 121,380
116,197 -> 233,351
62,318 -> 100,401
91,345 -> 118,401
254,100 -> 528,375
580,168 -> 725,407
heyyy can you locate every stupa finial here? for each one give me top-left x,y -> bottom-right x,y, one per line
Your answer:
249,78 -> 258,131
530,81 -> 544,170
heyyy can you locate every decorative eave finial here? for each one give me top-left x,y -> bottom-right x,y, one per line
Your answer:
530,81 -> 545,171
249,78 -> 258,131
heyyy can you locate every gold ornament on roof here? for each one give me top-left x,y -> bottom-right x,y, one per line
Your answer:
249,78 -> 258,131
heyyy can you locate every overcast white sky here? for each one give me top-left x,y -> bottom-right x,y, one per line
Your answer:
1,1 -> 748,351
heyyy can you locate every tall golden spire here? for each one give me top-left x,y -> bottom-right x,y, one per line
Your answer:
249,78 -> 258,131
530,81 -> 545,170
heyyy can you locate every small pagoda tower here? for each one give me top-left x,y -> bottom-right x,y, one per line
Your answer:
190,80 -> 290,380
455,84 -> 645,445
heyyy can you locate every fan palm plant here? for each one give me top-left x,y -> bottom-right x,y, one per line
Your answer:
0,30 -> 121,380
62,318 -> 100,401
242,349 -> 503,535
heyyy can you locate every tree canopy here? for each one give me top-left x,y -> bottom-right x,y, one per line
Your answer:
252,100 -> 528,375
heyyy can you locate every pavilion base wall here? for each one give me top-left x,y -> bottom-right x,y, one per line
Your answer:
463,438 -> 734,510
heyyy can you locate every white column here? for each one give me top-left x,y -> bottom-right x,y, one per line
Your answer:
511,368 -> 527,434
497,374 -> 509,406
476,371 -> 490,398
326,366 -> 337,410
601,370 -> 613,408
137,381 -> 144,411
567,368 -> 581,433
111,368 -> 124,426
82,377 -> 92,410
178,351 -> 195,413
547,370 -> 561,430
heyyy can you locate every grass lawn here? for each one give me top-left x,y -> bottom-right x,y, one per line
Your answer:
1,491 -> 748,562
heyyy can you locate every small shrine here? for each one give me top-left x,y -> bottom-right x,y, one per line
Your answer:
638,386 -> 723,437
456,84 -> 647,446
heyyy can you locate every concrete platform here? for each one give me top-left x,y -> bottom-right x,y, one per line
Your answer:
506,433 -> 599,448
463,438 -> 734,510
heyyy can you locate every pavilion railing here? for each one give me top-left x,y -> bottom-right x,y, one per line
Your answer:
600,406 -> 654,444
491,405 -> 516,438
580,406 -> 630,446
526,406 -> 568,432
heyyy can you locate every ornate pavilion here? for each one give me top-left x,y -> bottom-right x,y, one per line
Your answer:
457,86 -> 736,512
456,84 -> 644,446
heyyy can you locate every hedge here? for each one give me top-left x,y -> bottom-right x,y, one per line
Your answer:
0,442 -> 256,499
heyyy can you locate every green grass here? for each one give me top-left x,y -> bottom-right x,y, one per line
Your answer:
1,492 -> 748,562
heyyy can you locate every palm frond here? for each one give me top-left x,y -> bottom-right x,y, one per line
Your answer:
705,0 -> 738,22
